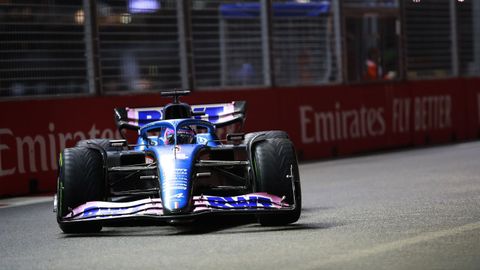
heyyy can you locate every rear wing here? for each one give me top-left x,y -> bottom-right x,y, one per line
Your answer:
114,101 -> 247,132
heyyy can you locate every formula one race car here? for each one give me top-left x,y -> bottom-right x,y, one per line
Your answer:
54,90 -> 301,233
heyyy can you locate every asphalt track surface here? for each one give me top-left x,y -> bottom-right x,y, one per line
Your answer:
1,141 -> 480,270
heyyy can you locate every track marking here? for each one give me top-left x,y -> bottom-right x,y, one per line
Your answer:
0,196 -> 53,209
308,221 -> 480,268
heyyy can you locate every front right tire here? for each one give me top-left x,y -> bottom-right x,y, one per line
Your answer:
252,138 -> 302,226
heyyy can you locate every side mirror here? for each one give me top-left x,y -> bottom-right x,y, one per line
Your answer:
192,111 -> 206,117
109,139 -> 128,148
226,133 -> 245,144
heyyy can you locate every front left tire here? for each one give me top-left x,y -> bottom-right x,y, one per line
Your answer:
56,146 -> 105,233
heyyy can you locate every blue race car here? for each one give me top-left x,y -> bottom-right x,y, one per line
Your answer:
54,90 -> 301,233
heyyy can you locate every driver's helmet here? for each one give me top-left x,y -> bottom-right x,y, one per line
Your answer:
164,127 -> 195,145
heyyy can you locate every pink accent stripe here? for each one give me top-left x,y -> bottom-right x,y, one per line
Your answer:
64,193 -> 288,220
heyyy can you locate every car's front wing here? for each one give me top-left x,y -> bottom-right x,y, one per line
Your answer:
59,193 -> 294,224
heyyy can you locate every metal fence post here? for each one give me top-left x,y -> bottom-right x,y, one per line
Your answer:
219,15 -> 227,87
177,0 -> 192,90
398,0 -> 406,81
474,1 -> 480,75
332,0 -> 343,83
83,0 -> 102,94
450,0 -> 459,77
260,0 -> 273,87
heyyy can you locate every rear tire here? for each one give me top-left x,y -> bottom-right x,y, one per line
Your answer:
57,147 -> 105,233
253,138 -> 301,226
76,138 -> 124,151
243,130 -> 289,145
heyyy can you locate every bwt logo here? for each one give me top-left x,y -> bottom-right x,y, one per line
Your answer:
192,106 -> 225,122
81,206 -> 143,218
137,108 -> 163,126
136,105 -> 226,125
206,196 -> 275,209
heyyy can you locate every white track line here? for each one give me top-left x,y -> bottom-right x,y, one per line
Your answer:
308,221 -> 480,268
0,196 -> 53,209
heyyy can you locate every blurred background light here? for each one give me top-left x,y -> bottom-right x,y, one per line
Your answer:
128,0 -> 160,13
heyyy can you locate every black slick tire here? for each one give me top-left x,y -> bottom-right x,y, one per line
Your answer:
76,138 -> 123,151
253,138 -> 302,226
56,147 -> 105,233
243,130 -> 289,145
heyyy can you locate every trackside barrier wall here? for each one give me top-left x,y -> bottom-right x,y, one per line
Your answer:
0,79 -> 479,196
466,78 -> 480,138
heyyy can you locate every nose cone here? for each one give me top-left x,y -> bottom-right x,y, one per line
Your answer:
155,144 -> 203,213
160,162 -> 190,212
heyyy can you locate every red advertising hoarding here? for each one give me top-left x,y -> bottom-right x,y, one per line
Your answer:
0,79 -> 478,196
